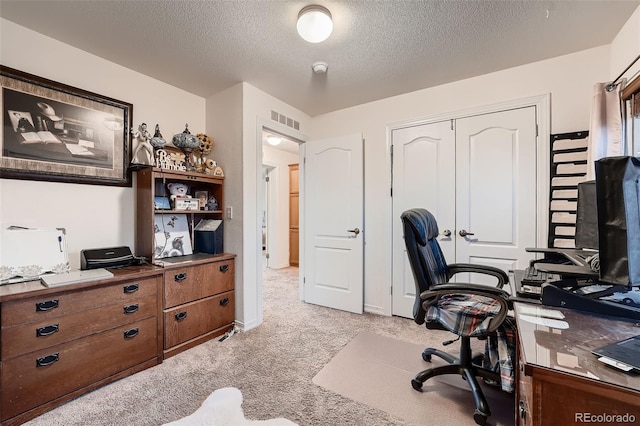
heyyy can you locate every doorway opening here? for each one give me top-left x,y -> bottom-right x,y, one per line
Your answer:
260,128 -> 302,272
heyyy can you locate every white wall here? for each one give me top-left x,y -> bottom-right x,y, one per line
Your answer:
263,144 -> 299,269
610,6 -> 640,82
308,45 -> 613,316
0,19 -> 205,269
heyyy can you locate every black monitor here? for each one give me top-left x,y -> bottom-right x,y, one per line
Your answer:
594,156 -> 640,287
575,180 -> 599,251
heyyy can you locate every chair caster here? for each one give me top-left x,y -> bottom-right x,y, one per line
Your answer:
472,354 -> 484,366
422,351 -> 432,362
411,379 -> 423,391
473,410 -> 488,425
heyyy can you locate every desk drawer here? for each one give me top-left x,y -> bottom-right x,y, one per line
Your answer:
164,291 -> 234,348
1,316 -> 157,422
1,277 -> 158,327
164,260 -> 234,308
2,293 -> 157,360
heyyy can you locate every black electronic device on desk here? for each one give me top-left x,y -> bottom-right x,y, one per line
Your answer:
540,279 -> 640,320
80,246 -> 146,270
530,158 -> 640,320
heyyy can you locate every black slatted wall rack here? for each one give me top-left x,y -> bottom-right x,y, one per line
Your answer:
548,131 -> 589,248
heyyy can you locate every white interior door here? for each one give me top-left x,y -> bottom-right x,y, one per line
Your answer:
391,121 -> 455,317
455,107 -> 537,276
391,106 -> 539,318
303,134 -> 364,313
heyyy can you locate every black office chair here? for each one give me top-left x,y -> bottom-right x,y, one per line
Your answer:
401,208 -> 515,426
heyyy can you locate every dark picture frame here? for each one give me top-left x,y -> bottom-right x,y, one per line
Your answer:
0,66 -> 133,186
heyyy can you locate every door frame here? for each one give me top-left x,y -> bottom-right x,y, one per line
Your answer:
386,94 -> 550,315
255,118 -> 307,325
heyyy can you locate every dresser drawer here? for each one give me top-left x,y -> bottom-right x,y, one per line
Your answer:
2,293 -> 157,360
164,291 -> 234,348
1,277 -> 159,327
1,316 -> 157,422
164,259 -> 234,308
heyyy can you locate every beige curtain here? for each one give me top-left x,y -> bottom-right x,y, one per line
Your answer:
586,82 -> 624,179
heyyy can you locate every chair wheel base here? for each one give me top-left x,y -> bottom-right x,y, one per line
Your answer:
473,410 -> 488,425
422,352 -> 432,362
411,379 -> 423,391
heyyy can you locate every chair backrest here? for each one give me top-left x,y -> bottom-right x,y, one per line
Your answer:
401,208 -> 450,324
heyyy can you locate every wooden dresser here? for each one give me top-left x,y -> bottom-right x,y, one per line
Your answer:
0,266 -> 163,426
160,254 -> 235,358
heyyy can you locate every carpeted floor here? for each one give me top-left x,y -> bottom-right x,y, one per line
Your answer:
23,267 -> 514,426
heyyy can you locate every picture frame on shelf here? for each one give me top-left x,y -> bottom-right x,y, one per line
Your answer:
154,213 -> 193,259
154,196 -> 171,210
194,190 -> 208,209
0,66 -> 133,186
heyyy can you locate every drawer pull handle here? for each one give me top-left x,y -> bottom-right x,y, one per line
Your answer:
175,311 -> 188,321
36,299 -> 59,312
36,353 -> 59,367
123,284 -> 139,293
219,264 -> 229,273
36,324 -> 59,337
174,272 -> 187,282
220,298 -> 230,306
123,304 -> 139,314
124,328 -> 139,339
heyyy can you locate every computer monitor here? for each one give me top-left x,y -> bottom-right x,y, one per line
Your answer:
594,156 -> 640,287
575,180 -> 599,251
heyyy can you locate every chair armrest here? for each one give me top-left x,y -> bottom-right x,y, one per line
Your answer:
447,263 -> 509,288
420,284 -> 511,333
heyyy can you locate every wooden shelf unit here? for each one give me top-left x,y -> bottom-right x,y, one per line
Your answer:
134,167 -> 235,359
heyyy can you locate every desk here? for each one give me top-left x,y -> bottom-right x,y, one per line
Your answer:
513,302 -> 640,425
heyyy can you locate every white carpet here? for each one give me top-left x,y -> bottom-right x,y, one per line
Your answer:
162,387 -> 298,426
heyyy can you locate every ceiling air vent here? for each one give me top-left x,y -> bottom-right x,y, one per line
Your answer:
271,110 -> 300,131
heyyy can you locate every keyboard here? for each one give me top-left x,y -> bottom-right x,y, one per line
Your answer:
522,266 -> 550,285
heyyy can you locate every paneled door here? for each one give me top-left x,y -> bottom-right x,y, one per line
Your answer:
391,106 -> 538,318
455,107 -> 537,277
303,134 -> 364,314
391,120 -> 455,317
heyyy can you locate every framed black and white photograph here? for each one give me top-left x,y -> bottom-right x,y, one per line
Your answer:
0,66 -> 133,186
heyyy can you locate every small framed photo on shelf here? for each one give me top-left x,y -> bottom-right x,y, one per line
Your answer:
194,191 -> 208,210
154,196 -> 170,210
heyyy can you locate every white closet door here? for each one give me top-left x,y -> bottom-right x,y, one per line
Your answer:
391,106 -> 539,318
455,106 -> 538,281
391,121 -> 455,317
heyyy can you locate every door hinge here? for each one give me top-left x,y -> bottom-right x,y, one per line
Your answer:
536,123 -> 539,137
390,144 -> 394,197
451,119 -> 455,131
265,176 -> 270,182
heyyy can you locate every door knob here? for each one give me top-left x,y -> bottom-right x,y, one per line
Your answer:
459,229 -> 475,237
441,229 -> 451,237
347,228 -> 360,236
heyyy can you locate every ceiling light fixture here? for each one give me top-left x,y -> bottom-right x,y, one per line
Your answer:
267,136 -> 282,146
297,5 -> 333,43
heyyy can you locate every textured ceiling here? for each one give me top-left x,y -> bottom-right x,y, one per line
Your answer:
1,1 -> 638,117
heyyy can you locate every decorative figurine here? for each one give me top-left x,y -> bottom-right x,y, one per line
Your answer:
149,124 -> 167,150
172,123 -> 200,171
131,122 -> 154,166
196,133 -> 214,172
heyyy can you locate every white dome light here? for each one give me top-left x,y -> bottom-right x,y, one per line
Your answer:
267,136 -> 282,146
297,5 -> 333,43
